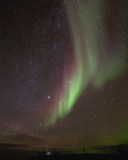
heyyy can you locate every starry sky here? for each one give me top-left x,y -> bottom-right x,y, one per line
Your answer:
0,0 -> 128,151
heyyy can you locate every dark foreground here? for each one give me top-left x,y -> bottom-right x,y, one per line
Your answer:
31,154 -> 128,160
0,145 -> 128,160
0,153 -> 128,160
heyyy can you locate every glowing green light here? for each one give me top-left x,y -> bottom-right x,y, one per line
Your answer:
45,0 -> 127,127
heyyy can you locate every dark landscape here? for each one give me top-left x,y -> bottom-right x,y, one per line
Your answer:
0,144 -> 128,160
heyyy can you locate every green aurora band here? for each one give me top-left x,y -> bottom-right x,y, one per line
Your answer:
45,0 -> 127,127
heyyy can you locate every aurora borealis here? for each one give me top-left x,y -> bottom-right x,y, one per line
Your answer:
46,0 -> 127,126
0,0 -> 128,151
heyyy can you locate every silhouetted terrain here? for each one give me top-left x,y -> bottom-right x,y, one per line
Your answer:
0,149 -> 37,160
0,144 -> 128,160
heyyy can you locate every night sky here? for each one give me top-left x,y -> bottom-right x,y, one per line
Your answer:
0,0 -> 128,151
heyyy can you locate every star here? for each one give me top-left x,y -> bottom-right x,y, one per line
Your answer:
69,81 -> 72,84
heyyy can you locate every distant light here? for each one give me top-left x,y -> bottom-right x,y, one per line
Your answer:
46,152 -> 51,155
48,96 -> 50,99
